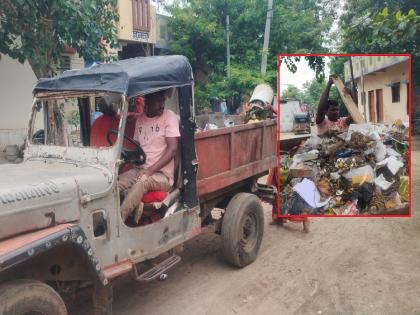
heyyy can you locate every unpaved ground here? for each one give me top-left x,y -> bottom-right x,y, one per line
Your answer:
71,142 -> 420,315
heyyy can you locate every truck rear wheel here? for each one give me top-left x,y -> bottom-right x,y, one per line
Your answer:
221,193 -> 264,267
0,279 -> 67,315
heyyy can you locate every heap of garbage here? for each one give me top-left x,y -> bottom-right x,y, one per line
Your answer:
280,121 -> 409,215
196,83 -> 275,132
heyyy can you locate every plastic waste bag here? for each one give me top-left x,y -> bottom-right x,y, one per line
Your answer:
399,176 -> 409,202
343,165 -> 374,186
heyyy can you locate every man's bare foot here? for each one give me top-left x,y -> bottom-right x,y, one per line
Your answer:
302,220 -> 310,233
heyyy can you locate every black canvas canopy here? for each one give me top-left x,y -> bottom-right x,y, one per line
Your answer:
33,55 -> 193,98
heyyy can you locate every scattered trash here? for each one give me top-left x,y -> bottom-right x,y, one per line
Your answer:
280,122 -> 409,215
159,273 -> 168,281
376,155 -> 404,175
293,178 -> 331,208
399,176 -> 409,202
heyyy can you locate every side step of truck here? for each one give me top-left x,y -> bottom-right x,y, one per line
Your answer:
133,255 -> 181,282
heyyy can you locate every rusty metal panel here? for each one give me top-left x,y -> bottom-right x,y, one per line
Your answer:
232,128 -> 262,168
197,157 -> 277,197
195,119 -> 277,198
263,124 -> 277,158
195,134 -> 230,179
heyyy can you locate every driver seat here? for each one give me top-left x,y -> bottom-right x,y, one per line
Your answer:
90,114 -> 119,147
133,142 -> 182,226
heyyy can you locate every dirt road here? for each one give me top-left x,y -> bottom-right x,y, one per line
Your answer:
71,144 -> 420,315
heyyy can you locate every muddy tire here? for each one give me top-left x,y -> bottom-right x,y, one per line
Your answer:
0,279 -> 67,315
221,193 -> 264,268
93,282 -> 113,315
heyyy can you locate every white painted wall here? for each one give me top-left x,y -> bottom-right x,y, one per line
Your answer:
280,100 -> 302,132
0,54 -> 37,150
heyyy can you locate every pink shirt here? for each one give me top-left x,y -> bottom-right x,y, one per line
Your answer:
135,109 -> 180,185
317,116 -> 349,136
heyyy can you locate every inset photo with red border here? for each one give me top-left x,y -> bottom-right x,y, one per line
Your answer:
275,53 -> 411,219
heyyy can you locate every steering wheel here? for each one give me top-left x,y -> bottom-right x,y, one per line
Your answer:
106,129 -> 146,165
32,129 -> 45,144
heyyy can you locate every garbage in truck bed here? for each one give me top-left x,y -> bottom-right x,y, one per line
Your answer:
195,113 -> 245,131
196,85 -> 276,131
280,120 -> 409,216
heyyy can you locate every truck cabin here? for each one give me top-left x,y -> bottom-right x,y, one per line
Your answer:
29,56 -> 199,227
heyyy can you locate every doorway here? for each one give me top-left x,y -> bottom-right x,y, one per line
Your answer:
375,89 -> 383,123
368,90 -> 375,122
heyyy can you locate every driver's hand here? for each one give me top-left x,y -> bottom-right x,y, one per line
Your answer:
137,168 -> 152,180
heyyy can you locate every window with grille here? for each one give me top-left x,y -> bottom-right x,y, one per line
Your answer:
391,83 -> 400,103
132,0 -> 150,32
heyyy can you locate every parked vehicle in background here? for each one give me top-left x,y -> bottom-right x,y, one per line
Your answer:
293,112 -> 311,134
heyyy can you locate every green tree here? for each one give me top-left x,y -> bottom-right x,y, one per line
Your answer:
281,85 -> 303,101
0,0 -> 119,78
301,78 -> 325,111
166,0 -> 337,109
339,0 -> 420,28
341,8 -> 420,85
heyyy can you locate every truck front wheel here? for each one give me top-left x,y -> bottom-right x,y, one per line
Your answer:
0,279 -> 67,315
221,193 -> 264,268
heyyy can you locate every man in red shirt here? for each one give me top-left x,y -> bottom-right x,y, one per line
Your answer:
90,97 -> 120,147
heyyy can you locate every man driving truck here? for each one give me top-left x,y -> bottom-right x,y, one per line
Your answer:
118,90 -> 180,223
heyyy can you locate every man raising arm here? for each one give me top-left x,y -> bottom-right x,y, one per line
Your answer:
316,75 -> 352,136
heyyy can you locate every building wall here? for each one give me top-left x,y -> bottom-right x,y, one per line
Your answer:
66,53 -> 84,70
344,55 -> 409,82
0,53 -> 85,150
356,61 -> 409,123
280,100 -> 301,132
118,0 -> 157,44
0,54 -> 37,150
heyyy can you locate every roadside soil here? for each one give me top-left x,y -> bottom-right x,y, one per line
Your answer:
70,139 -> 420,315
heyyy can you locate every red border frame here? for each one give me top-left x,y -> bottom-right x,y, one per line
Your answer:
277,53 -> 412,218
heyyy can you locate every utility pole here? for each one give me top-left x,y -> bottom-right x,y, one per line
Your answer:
226,15 -> 231,77
261,0 -> 273,75
349,56 -> 357,104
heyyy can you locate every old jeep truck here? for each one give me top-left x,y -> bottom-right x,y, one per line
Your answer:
0,56 -> 277,314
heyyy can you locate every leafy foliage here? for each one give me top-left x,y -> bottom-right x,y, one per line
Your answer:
301,78 -> 326,111
340,7 -> 420,85
281,77 -> 331,113
0,0 -> 120,78
166,0 -> 337,110
281,85 -> 303,101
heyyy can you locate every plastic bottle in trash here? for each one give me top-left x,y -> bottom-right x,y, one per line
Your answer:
336,149 -> 353,158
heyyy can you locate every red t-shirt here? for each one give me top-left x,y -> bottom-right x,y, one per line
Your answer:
317,116 -> 349,136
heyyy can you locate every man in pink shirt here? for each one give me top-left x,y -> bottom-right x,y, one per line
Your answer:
118,90 -> 180,223
316,75 -> 352,136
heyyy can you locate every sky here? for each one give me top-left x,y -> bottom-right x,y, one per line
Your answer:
279,57 -> 331,93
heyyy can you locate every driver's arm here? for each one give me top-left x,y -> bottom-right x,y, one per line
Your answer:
143,137 -> 178,176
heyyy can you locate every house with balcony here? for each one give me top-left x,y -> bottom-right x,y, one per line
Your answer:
117,0 -> 158,58
0,1 -> 170,153
344,55 -> 410,123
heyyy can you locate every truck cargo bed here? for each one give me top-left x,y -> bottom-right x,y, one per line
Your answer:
195,119 -> 277,199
